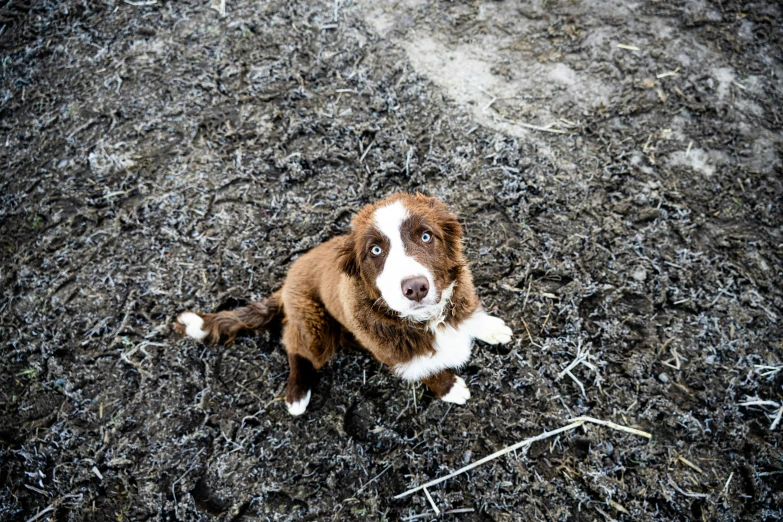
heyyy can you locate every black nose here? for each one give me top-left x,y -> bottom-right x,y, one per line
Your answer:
401,277 -> 429,302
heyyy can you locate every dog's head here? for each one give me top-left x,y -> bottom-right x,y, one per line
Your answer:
339,193 -> 465,322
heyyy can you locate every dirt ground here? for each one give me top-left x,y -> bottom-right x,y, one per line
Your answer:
1,0 -> 782,520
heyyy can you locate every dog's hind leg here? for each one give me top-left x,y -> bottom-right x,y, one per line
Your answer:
281,300 -> 341,416
175,294 -> 282,345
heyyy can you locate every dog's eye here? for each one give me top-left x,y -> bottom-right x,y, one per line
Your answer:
370,245 -> 383,256
421,232 -> 432,243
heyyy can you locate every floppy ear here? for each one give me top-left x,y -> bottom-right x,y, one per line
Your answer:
337,235 -> 360,277
440,213 -> 463,257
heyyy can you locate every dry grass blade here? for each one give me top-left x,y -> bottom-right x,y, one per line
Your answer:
566,369 -> 587,399
770,406 -> 783,430
668,477 -> 709,498
722,472 -> 734,497
394,417 -> 650,499
519,317 -> 542,348
609,499 -> 629,514
678,456 -> 703,474
739,397 -> 780,408
569,416 -> 652,439
508,120 -> 570,134
423,487 -> 440,516
25,506 -> 55,522
656,67 -> 680,78
356,465 -> 392,495
756,364 -> 783,379
394,420 -> 585,499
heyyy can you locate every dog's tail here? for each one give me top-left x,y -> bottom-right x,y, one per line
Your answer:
174,291 -> 283,345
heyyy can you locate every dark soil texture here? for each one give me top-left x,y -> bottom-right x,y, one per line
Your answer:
2,0 -> 783,521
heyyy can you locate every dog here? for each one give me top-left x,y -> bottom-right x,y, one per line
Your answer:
175,193 -> 512,415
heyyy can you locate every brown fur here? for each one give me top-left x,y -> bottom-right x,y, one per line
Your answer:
173,295 -> 282,345
421,370 -> 458,397
176,193 -> 484,408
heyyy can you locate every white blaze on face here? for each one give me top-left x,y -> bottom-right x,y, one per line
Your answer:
373,201 -> 437,317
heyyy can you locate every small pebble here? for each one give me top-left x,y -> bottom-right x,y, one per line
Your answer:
463,450 -> 472,464
605,442 -> 614,456
632,268 -> 647,281
658,373 -> 669,383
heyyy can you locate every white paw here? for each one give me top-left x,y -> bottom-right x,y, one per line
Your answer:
473,314 -> 513,345
177,312 -> 208,341
286,390 -> 311,416
441,376 -> 471,405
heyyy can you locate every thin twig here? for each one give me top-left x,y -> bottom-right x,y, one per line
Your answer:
771,406 -> 783,430
519,317 -> 541,348
668,477 -> 709,498
656,67 -> 680,79
26,507 -> 54,522
739,399 -> 779,407
394,416 -> 651,499
356,465 -> 392,495
566,369 -> 586,399
678,456 -> 703,474
755,364 -> 783,379
509,120 -> 569,134
557,346 -> 590,380
657,337 -> 675,358
394,420 -> 585,499
359,139 -> 375,163
423,488 -> 440,516
721,472 -> 733,497
569,416 -> 652,439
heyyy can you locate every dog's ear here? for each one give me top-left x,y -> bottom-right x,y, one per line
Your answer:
337,235 -> 360,277
440,212 -> 463,257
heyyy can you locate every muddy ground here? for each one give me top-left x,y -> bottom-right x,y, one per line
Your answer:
1,0 -> 782,520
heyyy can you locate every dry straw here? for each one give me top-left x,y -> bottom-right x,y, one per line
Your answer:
394,416 -> 651,499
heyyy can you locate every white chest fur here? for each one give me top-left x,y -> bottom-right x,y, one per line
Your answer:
393,323 -> 474,381
392,310 -> 513,381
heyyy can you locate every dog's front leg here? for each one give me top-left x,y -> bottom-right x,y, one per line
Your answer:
421,370 -> 471,405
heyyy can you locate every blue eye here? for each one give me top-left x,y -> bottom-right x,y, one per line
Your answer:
371,245 -> 383,256
421,232 -> 432,243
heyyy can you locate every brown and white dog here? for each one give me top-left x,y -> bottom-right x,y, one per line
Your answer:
175,193 -> 512,415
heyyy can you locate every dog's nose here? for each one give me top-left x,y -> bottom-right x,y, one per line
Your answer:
401,277 -> 429,302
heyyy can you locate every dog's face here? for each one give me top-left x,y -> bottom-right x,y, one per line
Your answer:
339,194 -> 464,322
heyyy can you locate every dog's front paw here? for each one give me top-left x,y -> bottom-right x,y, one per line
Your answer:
473,314 -> 513,345
441,376 -> 471,405
175,311 -> 209,341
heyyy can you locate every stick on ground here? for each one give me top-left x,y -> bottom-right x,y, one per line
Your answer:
395,417 -> 651,500
394,420 -> 584,499
423,487 -> 440,516
395,417 -> 650,499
